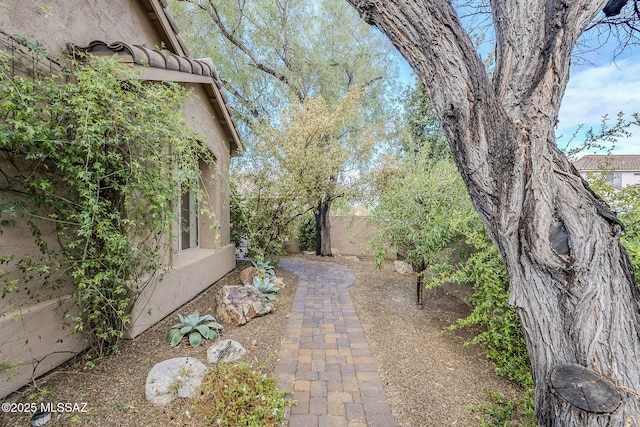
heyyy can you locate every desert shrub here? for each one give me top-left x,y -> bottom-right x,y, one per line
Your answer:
297,214 -> 317,252
469,389 -> 536,427
429,229 -> 533,387
192,363 -> 292,426
371,156 -> 478,271
587,174 -> 640,282
373,151 -> 533,424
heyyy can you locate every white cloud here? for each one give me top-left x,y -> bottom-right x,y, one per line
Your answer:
557,59 -> 640,153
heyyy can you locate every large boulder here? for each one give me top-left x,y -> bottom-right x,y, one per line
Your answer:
145,357 -> 208,405
207,339 -> 247,364
239,266 -> 260,286
215,285 -> 272,326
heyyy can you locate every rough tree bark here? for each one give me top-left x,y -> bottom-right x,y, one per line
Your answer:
345,0 -> 640,425
315,201 -> 332,256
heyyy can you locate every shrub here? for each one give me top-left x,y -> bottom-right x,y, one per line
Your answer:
429,229 -> 533,387
192,363 -> 292,426
469,389 -> 536,427
165,310 -> 223,348
297,214 -> 317,252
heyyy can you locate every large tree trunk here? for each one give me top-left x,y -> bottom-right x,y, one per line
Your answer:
346,0 -> 640,425
315,201 -> 332,256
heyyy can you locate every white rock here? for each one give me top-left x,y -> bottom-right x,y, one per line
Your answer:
394,260 -> 414,274
145,357 -> 208,405
207,339 -> 247,364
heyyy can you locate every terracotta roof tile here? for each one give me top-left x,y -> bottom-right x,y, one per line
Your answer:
67,40 -> 242,155
69,41 -> 209,75
573,154 -> 640,171
67,0 -> 243,155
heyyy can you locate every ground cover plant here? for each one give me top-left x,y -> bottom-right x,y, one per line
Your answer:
191,362 -> 291,426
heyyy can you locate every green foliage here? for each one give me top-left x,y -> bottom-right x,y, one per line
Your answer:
0,54 -> 214,358
429,229 -> 533,386
297,214 -> 317,252
170,0 -> 399,135
165,310 -> 223,348
373,123 -> 531,388
371,156 -> 478,272
172,0 -> 398,257
0,360 -> 22,381
587,172 -> 640,282
397,79 -> 449,160
230,89 -> 375,259
228,176 -> 292,262
193,362 -> 292,426
469,389 -> 536,427
251,277 -> 279,301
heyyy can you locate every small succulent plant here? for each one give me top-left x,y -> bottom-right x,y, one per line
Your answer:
165,310 -> 223,347
252,276 -> 279,300
252,260 -> 275,279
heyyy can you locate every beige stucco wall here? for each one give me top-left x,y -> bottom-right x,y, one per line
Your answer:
0,0 -> 237,398
0,1 -> 161,58
329,216 -> 373,256
287,216 -> 395,259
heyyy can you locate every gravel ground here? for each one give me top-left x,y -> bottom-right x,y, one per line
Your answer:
0,254 -> 524,426
327,255 -> 523,427
0,263 -> 299,427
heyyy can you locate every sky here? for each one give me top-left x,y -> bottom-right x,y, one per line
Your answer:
558,55 -> 640,155
395,8 -> 640,157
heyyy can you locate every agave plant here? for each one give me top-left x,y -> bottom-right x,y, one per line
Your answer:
165,310 -> 223,348
252,276 -> 279,300
252,260 -> 275,279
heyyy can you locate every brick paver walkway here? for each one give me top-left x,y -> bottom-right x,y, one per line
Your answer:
275,258 -> 396,427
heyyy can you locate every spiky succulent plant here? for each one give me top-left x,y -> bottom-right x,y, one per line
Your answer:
165,310 -> 223,347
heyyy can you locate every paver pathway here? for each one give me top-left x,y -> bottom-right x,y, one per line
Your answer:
275,258 -> 396,427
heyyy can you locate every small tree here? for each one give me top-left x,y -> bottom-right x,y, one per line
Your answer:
171,0 -> 399,255
239,89 -> 374,255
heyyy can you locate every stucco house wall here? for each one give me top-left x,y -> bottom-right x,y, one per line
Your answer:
0,0 -> 241,397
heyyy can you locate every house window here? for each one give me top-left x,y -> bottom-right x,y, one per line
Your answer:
179,183 -> 198,251
606,172 -> 622,187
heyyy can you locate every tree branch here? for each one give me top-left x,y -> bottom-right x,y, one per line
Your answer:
178,0 -> 306,101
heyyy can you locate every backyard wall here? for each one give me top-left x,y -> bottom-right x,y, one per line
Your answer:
287,215 -> 395,259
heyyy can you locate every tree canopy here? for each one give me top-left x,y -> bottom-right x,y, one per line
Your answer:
170,0 -> 402,256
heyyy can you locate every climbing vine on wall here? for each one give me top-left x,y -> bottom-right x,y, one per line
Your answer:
0,52 -> 214,359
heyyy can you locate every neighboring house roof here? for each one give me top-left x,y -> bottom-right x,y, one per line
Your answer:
573,154 -> 640,172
